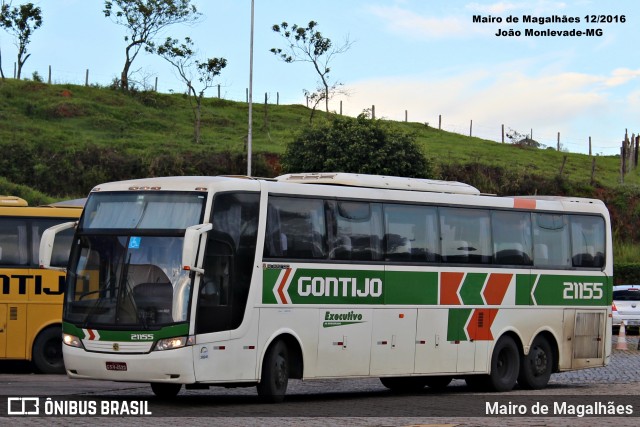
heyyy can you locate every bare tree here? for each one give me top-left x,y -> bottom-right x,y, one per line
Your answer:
271,21 -> 352,114
157,36 -> 226,143
0,1 -> 42,79
103,0 -> 201,90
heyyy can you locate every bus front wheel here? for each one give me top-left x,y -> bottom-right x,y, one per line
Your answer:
518,335 -> 553,389
257,340 -> 289,403
150,383 -> 182,399
32,326 -> 65,374
487,335 -> 520,392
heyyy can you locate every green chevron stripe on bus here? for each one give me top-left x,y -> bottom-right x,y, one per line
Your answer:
516,274 -> 611,306
459,273 -> 487,305
447,308 -> 473,341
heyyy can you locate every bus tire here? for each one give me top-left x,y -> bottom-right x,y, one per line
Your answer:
487,335 -> 520,392
518,335 -> 553,390
32,326 -> 65,374
257,340 -> 289,403
150,383 -> 182,399
380,377 -> 426,393
424,375 -> 453,390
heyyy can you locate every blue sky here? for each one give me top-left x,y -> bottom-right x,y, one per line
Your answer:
1,0 -> 638,155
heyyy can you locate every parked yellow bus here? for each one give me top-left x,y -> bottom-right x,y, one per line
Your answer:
0,196 -> 82,373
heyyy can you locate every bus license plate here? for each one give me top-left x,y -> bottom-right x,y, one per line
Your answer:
106,361 -> 127,371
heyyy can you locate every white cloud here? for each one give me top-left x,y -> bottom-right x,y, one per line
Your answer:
332,65 -> 637,153
368,6 -> 483,39
603,68 -> 640,87
465,2 -> 522,14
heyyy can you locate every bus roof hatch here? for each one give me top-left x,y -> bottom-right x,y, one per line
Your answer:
276,173 -> 481,195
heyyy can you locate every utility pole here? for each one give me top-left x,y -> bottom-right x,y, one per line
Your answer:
247,0 -> 255,176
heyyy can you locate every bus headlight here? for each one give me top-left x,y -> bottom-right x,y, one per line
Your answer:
63,333 -> 83,349
154,336 -> 195,351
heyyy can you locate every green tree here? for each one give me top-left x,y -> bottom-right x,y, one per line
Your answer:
282,113 -> 432,178
157,36 -> 226,143
506,128 -> 541,148
271,21 -> 351,116
0,1 -> 42,79
103,0 -> 200,90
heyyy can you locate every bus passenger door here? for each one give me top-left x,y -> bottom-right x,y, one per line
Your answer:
0,304 -> 6,357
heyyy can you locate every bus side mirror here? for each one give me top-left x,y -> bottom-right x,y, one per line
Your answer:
182,223 -> 213,274
39,221 -> 77,271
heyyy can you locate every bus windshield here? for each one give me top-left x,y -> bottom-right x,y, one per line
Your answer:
64,191 -> 206,329
64,234 -> 192,329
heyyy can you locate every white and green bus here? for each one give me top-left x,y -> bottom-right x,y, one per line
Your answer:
40,173 -> 612,401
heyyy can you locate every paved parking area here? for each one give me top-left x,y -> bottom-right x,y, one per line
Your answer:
1,334 -> 639,426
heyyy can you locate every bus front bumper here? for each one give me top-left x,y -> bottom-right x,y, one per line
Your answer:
63,345 -> 196,384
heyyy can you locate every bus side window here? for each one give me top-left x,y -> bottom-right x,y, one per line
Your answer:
264,197 -> 327,260
383,204 -> 439,263
440,207 -> 491,264
533,213 -> 571,268
570,215 -> 605,268
491,211 -> 532,266
331,201 -> 383,261
0,219 -> 28,265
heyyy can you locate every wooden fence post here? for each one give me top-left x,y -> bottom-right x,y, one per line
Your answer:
469,120 -> 473,137
405,110 -> 408,122
438,114 -> 442,130
217,84 -> 220,98
85,69 -> 89,86
621,145 -> 625,183
154,76 -> 158,91
557,132 -> 560,151
277,92 -> 279,105
589,136 -> 592,157
340,100 -> 342,115
48,65 -> 51,84
559,155 -> 568,176
502,124 -> 504,143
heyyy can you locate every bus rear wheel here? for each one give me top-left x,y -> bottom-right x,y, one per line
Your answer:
150,383 -> 182,399
518,335 -> 553,389
257,340 -> 289,403
487,335 -> 520,392
32,326 -> 65,374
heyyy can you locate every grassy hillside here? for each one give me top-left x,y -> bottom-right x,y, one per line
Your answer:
1,78 -> 636,188
2,78 -> 640,264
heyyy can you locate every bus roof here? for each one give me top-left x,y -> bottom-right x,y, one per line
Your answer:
0,196 -> 28,207
276,173 -> 481,195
